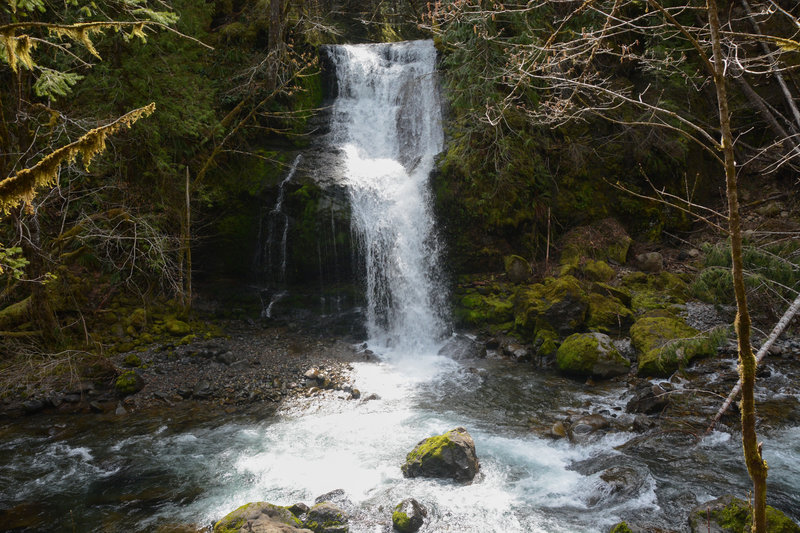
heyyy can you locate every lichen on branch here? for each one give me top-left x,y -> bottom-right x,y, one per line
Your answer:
0,103 -> 156,213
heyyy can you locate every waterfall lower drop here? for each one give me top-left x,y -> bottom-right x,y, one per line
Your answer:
327,40 -> 447,350
259,154 -> 301,318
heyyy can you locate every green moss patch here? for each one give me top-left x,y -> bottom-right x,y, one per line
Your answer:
631,315 -> 723,376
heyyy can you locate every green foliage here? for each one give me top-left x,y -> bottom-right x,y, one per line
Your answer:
0,245 -> 28,280
32,68 -> 84,99
691,241 -> 800,305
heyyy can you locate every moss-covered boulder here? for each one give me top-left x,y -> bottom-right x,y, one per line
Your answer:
392,498 -> 427,533
590,282 -> 632,307
688,495 -> 800,533
587,293 -> 634,335
622,271 -> 689,316
514,276 -> 589,337
165,318 -> 191,336
556,332 -> 631,378
127,308 -> 147,330
454,290 -> 514,331
583,260 -> 616,282
304,502 -> 348,533
213,502 -> 311,533
123,353 -> 143,368
401,427 -> 479,482
114,370 -> 144,396
630,314 -> 715,377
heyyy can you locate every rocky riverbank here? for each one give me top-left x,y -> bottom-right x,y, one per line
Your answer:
0,321 -> 368,420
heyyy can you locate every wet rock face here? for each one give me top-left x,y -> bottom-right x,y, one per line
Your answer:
626,381 -> 671,414
401,427 -> 480,482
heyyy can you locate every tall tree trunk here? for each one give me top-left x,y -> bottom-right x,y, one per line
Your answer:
707,1 -> 768,531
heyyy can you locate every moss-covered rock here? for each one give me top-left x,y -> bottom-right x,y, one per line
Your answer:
454,290 -> 514,331
304,502 -> 348,533
556,332 -> 631,378
609,522 -> 633,533
630,314 -> 715,376
114,370 -> 144,396
214,502 -> 310,533
621,271 -> 689,316
128,308 -> 147,330
583,260 -> 615,282
587,293 -> 634,335
401,427 -> 479,482
165,318 -> 191,336
590,282 -> 632,307
688,495 -> 800,533
392,498 -> 427,533
533,327 -> 559,357
123,353 -> 142,368
514,276 -> 589,337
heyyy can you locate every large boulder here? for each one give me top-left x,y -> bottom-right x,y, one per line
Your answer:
688,495 -> 800,533
401,427 -> 479,482
630,314 -> 716,376
213,502 -> 310,533
392,498 -> 427,533
514,276 -> 589,336
556,332 -> 631,379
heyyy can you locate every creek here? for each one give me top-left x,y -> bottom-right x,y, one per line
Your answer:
1,40 -> 799,533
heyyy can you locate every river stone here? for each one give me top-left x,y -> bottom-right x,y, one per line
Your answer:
392,498 -> 427,533
401,427 -> 480,482
213,502 -> 311,533
438,334 -> 487,360
635,252 -> 664,272
304,502 -> 348,533
514,276 -> 589,336
556,332 -> 631,379
626,381 -> 670,414
688,495 -> 800,533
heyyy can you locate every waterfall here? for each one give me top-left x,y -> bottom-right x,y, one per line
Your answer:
256,154 -> 301,318
326,40 -> 447,349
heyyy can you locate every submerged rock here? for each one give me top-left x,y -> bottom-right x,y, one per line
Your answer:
688,495 -> 800,533
392,498 -> 427,533
556,332 -> 631,379
401,427 -> 480,482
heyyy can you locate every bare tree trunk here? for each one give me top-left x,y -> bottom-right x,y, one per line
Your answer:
184,166 -> 192,313
707,1 -> 768,530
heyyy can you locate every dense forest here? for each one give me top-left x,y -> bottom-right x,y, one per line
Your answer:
1,1 -> 800,532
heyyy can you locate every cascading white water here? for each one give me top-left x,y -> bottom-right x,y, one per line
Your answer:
326,40 -> 447,349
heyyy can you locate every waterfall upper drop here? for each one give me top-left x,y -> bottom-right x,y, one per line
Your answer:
326,40 -> 448,349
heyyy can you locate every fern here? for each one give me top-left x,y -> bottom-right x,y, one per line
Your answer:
33,68 -> 84,99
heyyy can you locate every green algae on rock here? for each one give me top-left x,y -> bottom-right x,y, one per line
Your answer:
213,502 -> 311,533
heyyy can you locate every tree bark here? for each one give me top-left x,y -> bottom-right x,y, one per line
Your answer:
707,1 -> 768,531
